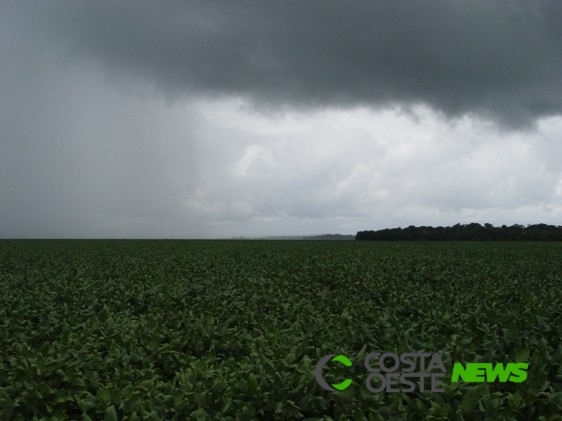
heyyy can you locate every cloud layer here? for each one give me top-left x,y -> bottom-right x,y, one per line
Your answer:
18,0 -> 562,128
2,2 -> 562,238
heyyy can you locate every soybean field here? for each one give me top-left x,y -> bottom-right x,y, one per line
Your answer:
0,240 -> 561,420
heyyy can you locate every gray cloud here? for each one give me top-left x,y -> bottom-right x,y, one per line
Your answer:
14,0 -> 562,128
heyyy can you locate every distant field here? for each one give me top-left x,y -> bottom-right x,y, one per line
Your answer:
0,240 -> 561,420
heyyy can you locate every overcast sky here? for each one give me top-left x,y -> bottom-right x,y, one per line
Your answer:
2,1 -> 562,238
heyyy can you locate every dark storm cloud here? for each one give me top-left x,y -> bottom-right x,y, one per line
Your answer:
15,0 -> 562,128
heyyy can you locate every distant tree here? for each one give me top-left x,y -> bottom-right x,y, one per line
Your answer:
355,223 -> 562,241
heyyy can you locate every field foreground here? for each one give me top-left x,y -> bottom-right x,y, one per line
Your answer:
0,240 -> 561,420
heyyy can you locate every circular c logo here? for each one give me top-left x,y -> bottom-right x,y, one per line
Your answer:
315,354 -> 353,391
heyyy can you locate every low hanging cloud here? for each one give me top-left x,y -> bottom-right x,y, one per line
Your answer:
15,0 -> 562,129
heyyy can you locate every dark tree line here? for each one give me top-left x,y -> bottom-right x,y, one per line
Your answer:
355,223 -> 562,241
